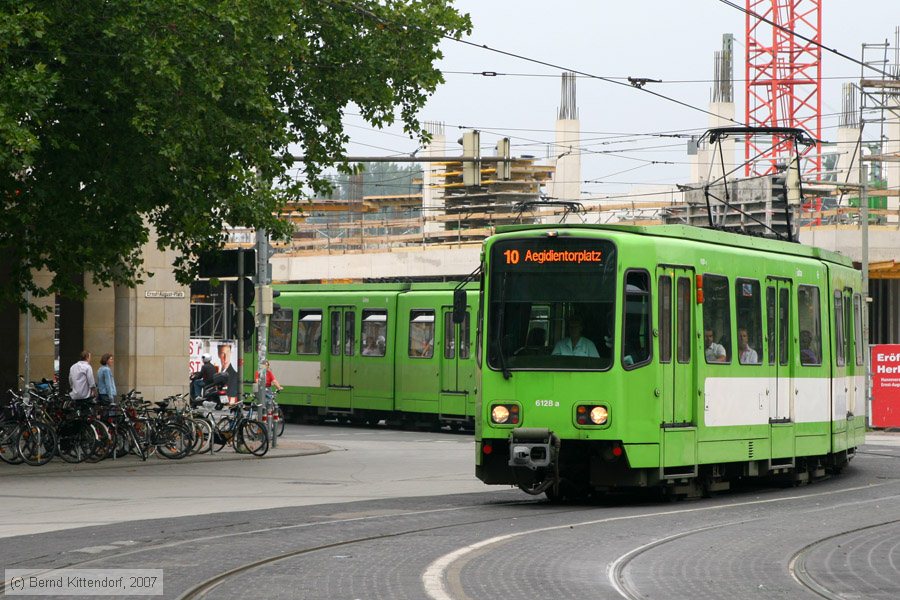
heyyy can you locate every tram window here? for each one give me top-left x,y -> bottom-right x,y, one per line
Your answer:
834,292 -> 845,367
445,312 -> 472,360
658,276 -> 672,364
459,312 -> 471,359
677,277 -> 691,363
623,270 -> 651,369
702,274 -> 731,364
330,311 -> 341,356
409,310 -> 435,359
843,291 -> 852,368
779,288 -> 789,366
735,279 -> 761,365
444,313 -> 455,359
268,307 -> 293,355
798,285 -> 822,366
344,312 -> 355,356
766,287 -> 776,365
361,310 -> 387,357
297,311 -> 322,355
853,294 -> 864,366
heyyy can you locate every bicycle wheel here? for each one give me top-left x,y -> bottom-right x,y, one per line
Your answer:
190,418 -> 212,454
85,421 -> 113,463
0,421 -> 24,464
275,406 -> 285,437
156,422 -> 191,459
237,420 -> 269,456
213,416 -> 233,452
132,419 -> 154,457
16,422 -> 57,466
57,421 -> 97,463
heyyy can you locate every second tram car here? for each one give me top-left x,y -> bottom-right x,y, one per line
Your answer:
244,282 -> 479,428
471,224 -> 866,498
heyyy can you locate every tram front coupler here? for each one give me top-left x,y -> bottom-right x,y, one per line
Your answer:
508,428 -> 561,495
509,428 -> 560,471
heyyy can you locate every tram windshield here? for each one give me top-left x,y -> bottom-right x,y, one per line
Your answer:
487,237 -> 617,372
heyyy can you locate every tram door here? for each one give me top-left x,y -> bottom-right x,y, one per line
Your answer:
327,306 -> 355,409
657,267 -> 695,426
439,308 -> 471,417
767,279 -> 794,461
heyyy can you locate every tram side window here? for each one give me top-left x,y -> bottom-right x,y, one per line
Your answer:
735,279 -> 761,365
444,313 -> 455,359
834,291 -> 845,367
658,276 -> 672,364
344,312 -> 355,356
843,291 -> 852,367
459,312 -> 471,359
766,287 -> 776,365
409,310 -> 435,358
702,274 -> 731,364
297,311 -> 323,355
268,307 -> 293,355
798,285 -> 822,366
330,311 -> 341,357
623,270 -> 651,368
361,310 -> 387,357
853,294 -> 864,366
443,312 -> 472,359
677,277 -> 691,363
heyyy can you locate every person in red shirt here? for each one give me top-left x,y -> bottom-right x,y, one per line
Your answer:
254,359 -> 284,392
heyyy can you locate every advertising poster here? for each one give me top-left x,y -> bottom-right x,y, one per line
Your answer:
189,339 -> 239,402
872,344 -> 900,428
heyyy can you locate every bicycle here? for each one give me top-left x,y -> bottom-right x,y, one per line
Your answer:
212,401 -> 269,456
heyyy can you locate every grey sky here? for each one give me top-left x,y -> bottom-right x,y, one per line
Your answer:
339,1 -> 898,196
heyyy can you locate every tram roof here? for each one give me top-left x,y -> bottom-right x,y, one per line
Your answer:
493,224 -> 855,269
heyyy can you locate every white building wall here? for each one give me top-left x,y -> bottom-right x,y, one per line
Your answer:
550,118 -> 581,202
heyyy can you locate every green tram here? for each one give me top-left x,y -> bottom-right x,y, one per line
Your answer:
469,224 -> 866,498
244,283 -> 479,427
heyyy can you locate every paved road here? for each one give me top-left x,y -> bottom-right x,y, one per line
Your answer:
0,423 -> 485,539
1,429 -> 898,599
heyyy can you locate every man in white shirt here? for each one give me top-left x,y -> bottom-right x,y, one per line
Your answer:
68,350 -> 97,401
704,328 -> 727,363
738,327 -> 759,364
552,316 -> 600,358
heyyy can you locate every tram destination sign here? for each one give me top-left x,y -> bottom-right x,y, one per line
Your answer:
501,248 -> 604,266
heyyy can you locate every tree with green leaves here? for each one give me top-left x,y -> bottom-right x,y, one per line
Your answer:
0,0 -> 470,318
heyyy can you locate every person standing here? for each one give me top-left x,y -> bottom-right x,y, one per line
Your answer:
68,350 -> 97,404
96,353 -> 117,403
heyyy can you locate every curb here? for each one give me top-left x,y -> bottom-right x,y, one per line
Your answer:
0,443 -> 332,477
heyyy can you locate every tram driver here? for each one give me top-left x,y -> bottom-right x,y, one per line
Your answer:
552,315 -> 600,358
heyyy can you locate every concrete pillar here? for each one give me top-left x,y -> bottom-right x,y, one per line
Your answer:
708,101 -> 736,184
550,118 -> 581,202
836,126 -> 860,185
423,123 -> 446,234
83,279 -> 115,378
18,270 -> 57,382
114,228 -> 190,400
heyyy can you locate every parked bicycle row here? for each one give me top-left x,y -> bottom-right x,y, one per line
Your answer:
0,379 -> 284,467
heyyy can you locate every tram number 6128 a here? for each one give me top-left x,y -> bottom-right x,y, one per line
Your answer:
535,399 -> 559,407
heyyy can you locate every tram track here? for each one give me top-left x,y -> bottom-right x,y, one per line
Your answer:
788,518 -> 900,600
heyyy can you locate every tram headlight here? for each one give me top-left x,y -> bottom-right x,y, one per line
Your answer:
491,405 -> 510,424
576,404 -> 609,426
590,406 -> 609,425
490,404 -> 519,425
